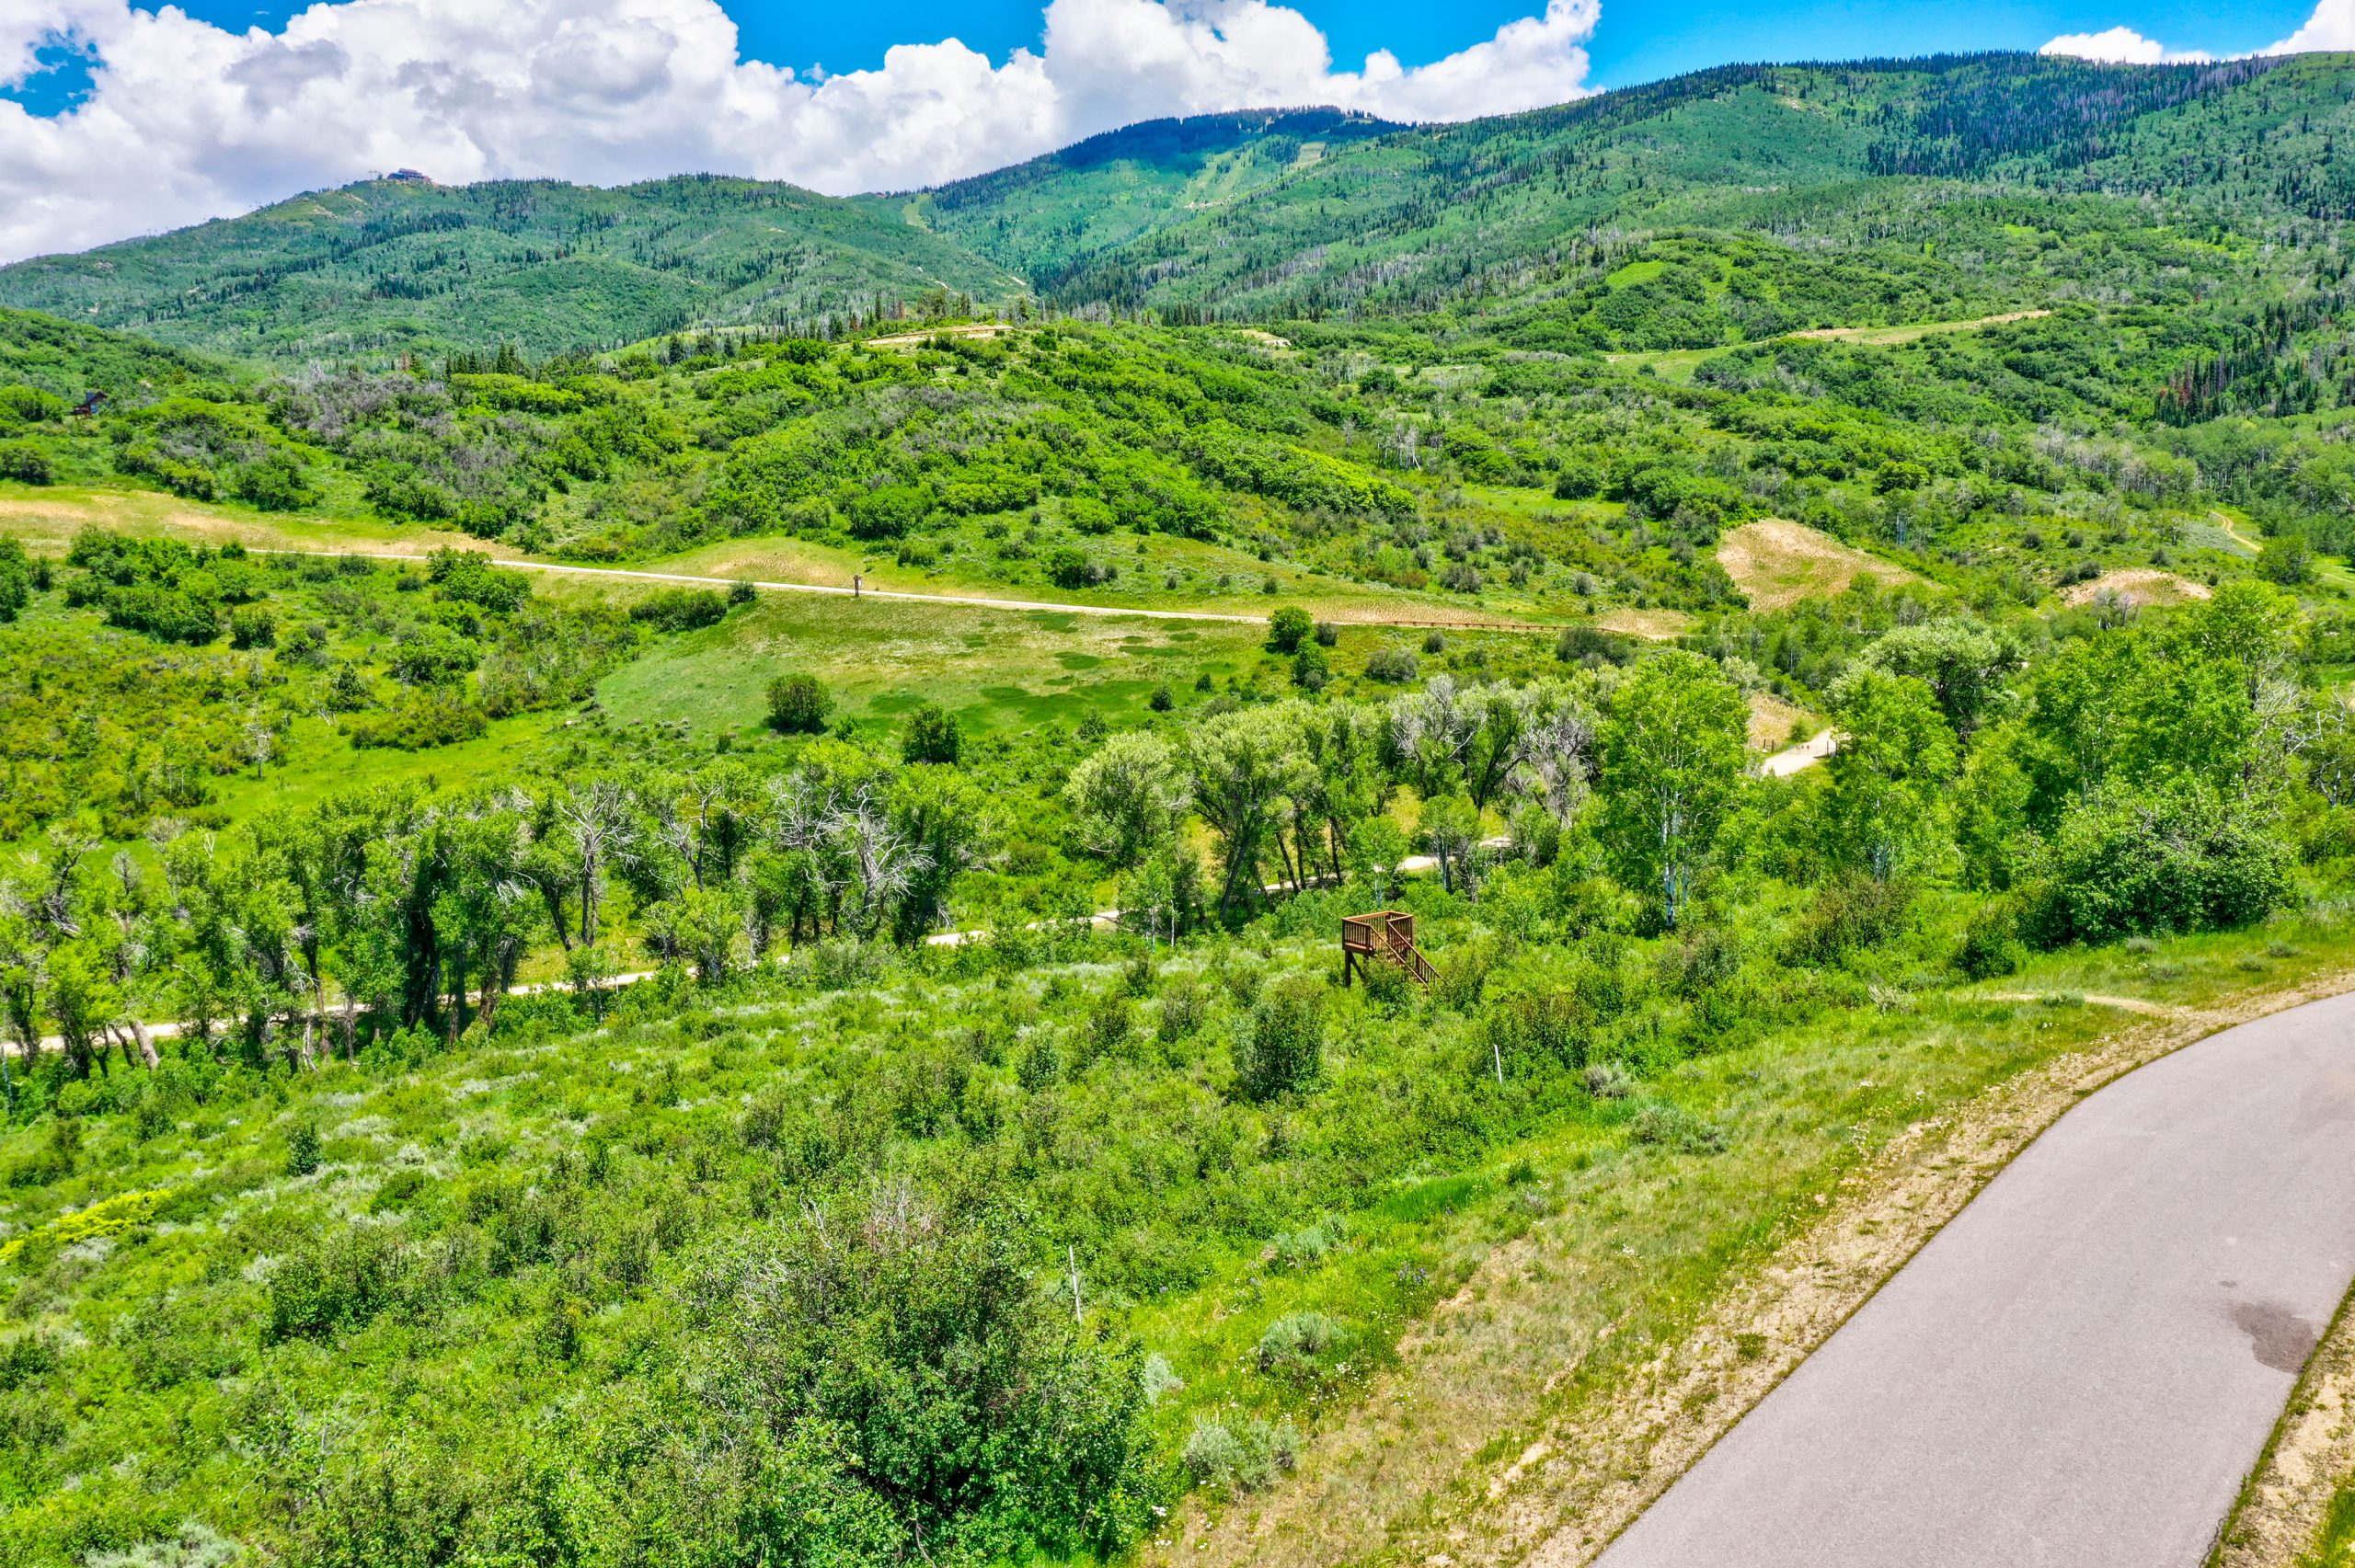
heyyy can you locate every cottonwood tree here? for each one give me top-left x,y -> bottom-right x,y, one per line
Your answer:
557,780 -> 638,947
1187,706 -> 1309,916
1856,617 -> 2024,740
1064,733 -> 1191,870
1293,704 -> 1388,882
1822,668 -> 1957,880
1419,792 -> 1482,895
1511,680 -> 1603,860
1597,651 -> 1747,930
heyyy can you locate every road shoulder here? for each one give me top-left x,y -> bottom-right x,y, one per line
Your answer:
2216,1276 -> 2355,1566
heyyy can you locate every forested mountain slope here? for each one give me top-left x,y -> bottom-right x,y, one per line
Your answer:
8,53 -> 2355,365
0,176 -> 1023,363
1017,53 -> 2353,319
897,108 -> 1402,279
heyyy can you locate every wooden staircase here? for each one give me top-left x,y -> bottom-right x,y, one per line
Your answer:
1342,911 -> 1437,989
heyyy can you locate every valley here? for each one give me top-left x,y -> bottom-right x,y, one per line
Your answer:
0,46 -> 2354,1568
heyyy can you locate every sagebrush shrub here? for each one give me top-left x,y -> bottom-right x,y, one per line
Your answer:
1257,1310 -> 1350,1375
1233,979 -> 1325,1102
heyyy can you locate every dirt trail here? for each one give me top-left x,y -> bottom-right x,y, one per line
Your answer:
1786,308 -> 2052,344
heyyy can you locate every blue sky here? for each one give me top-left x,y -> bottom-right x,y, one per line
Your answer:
33,1 -> 2330,89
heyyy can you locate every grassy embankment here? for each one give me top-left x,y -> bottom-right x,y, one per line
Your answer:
1151,911 -> 2355,1568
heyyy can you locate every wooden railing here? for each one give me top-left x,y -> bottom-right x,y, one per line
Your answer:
1342,911 -> 1438,989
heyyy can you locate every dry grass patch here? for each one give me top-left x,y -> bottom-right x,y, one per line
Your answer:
1596,608 -> 1694,641
1746,692 -> 1817,752
1787,309 -> 2051,346
863,322 -> 1015,349
1717,520 -> 1918,612
2062,567 -> 2213,608
0,487 -> 492,557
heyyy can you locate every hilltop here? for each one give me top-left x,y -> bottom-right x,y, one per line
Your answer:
0,175 -> 1022,363
7,54 -> 2355,363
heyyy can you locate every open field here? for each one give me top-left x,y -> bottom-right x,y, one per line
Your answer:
596,592 -> 1272,738
1717,520 -> 1922,611
2062,567 -> 2213,608
1603,310 -> 2055,382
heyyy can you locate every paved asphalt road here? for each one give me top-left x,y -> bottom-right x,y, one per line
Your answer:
1596,987 -> 2355,1568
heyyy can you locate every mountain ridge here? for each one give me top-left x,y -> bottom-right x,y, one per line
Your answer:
5,51 -> 2350,363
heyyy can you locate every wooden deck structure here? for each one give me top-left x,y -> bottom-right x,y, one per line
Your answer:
1341,910 -> 1437,989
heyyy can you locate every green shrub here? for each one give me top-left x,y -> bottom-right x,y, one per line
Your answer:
232,451 -> 316,510
1954,902 -> 2024,980
2025,784 -> 2292,947
1266,1218 -> 1344,1270
1233,977 -> 1325,1102
266,1227 -> 415,1341
285,1119 -> 322,1176
1158,977 -> 1208,1039
0,536 -> 30,623
229,604 -> 277,649
1357,950 -> 1412,1007
1365,643 -> 1419,682
0,385 -> 66,426
1256,1310 -> 1350,1375
347,689 -> 489,750
427,549 -> 532,612
104,583 -> 220,644
1181,1413 -> 1301,1492
1267,604 -> 1313,653
902,700 -> 963,765
0,439 -> 53,485
691,1190 -> 1153,1559
115,442 -> 216,499
766,672 -> 833,734
628,587 -> 729,632
1583,1061 -> 1636,1099
1048,546 -> 1111,589
848,482 -> 932,540
1629,1101 -> 1728,1155
1783,877 -> 1915,967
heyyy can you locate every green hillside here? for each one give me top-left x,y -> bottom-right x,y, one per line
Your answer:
0,309 -> 235,400
1012,54 -> 2350,318
17,54 -> 2355,363
901,108 -> 1402,280
0,176 -> 1023,363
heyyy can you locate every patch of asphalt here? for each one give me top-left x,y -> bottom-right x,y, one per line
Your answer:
1591,986 -> 2355,1568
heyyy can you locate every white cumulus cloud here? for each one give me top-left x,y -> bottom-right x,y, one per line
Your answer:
2042,0 -> 2355,64
2038,25 -> 2211,63
2269,0 -> 2355,51
0,0 -> 1603,263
